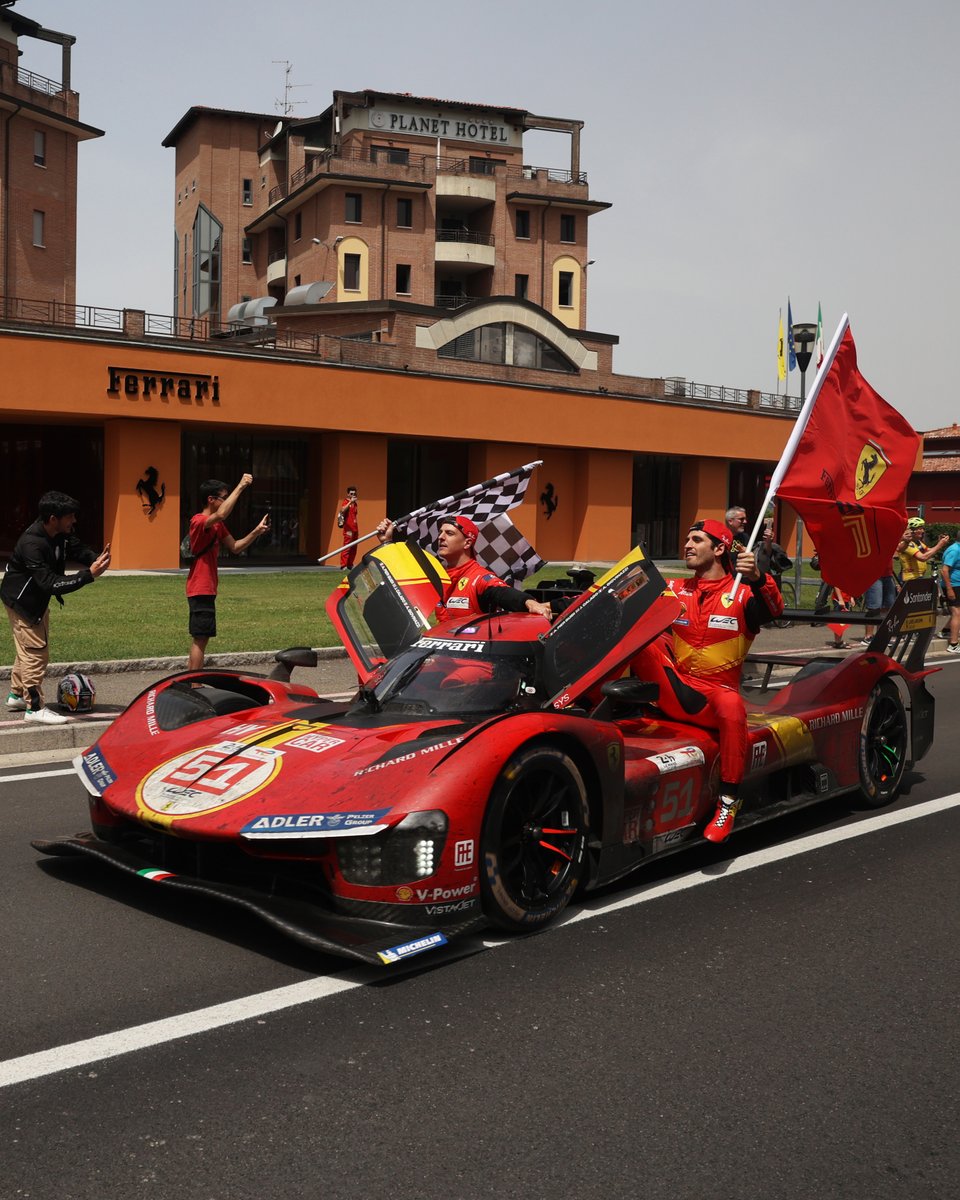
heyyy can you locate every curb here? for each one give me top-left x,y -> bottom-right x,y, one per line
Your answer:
0,645 -> 347,681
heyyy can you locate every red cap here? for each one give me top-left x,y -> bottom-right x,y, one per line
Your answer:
695,518 -> 734,550
445,514 -> 479,543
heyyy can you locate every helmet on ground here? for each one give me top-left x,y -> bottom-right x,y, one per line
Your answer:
907,516 -> 926,529
57,672 -> 95,712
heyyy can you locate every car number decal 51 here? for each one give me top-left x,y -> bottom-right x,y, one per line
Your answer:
137,741 -> 283,822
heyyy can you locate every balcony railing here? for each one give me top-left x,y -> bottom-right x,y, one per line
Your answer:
16,67 -> 63,96
436,230 -> 494,246
265,148 -> 587,206
434,295 -> 481,309
0,293 -> 802,412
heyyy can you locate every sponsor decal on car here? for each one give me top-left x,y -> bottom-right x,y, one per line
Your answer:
425,898 -> 479,915
807,706 -> 864,730
645,746 -> 705,774
285,731 -> 345,754
136,742 -> 283,822
78,748 -> 117,796
353,737 -> 464,777
377,931 -> 448,964
222,722 -> 265,739
414,637 -> 485,653
240,809 -> 390,838
394,881 -> 478,903
144,689 -> 160,737
454,838 -> 475,868
652,824 -> 696,852
751,740 -> 768,769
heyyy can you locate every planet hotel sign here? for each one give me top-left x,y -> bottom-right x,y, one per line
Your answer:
367,107 -> 521,148
107,366 -> 221,405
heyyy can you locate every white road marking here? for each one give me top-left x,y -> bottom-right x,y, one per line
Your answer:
2,791 -> 959,1089
0,768 -> 77,784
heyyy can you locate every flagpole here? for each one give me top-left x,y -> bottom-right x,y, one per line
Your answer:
728,313 -> 850,594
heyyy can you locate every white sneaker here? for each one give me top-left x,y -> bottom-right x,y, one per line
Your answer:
6,692 -> 28,711
23,707 -> 70,725
947,643 -> 960,655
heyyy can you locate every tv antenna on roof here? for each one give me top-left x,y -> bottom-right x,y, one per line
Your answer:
272,60 -> 310,116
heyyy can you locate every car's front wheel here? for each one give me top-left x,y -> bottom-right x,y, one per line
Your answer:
480,746 -> 589,931
858,679 -> 908,806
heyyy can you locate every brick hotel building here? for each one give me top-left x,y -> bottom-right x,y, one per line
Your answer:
0,1 -> 803,570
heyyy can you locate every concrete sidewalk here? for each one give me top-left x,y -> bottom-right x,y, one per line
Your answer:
1,613 -> 942,761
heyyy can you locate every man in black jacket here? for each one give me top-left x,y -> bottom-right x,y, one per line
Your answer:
1,491 -> 111,725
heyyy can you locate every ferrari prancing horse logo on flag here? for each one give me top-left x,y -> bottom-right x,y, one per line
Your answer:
854,441 -> 890,500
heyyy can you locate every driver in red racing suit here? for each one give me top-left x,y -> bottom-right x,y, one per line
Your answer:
376,514 -> 552,621
629,518 -> 783,843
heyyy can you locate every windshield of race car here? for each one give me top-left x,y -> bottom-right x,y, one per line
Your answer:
354,644 -> 536,716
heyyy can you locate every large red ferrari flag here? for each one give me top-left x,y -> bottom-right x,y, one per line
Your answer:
776,325 -> 919,597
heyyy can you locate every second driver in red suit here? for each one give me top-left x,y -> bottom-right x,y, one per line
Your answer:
630,518 -> 783,843
376,514 -> 552,620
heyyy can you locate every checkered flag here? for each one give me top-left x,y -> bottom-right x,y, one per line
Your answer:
477,513 -> 545,581
397,461 -> 544,579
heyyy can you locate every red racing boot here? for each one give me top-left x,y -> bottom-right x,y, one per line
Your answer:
703,795 -> 742,843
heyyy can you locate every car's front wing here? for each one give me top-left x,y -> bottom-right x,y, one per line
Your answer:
32,834 -> 487,967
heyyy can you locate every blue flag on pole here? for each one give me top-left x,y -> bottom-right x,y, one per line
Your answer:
787,298 -> 797,371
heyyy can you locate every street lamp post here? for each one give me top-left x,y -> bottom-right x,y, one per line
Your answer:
792,321 -> 817,402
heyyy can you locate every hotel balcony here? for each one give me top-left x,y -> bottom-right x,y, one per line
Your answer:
434,231 -> 495,271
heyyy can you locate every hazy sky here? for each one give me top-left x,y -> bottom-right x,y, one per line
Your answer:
19,0 -> 958,431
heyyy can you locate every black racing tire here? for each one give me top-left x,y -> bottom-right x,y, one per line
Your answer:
858,679 -> 908,807
480,746 -> 589,932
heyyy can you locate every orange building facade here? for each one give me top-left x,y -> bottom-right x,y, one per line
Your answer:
0,309 -> 799,569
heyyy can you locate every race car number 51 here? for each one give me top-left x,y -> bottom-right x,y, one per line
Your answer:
137,743 -> 283,817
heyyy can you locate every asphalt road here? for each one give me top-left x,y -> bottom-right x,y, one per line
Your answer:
2,664 -> 959,1199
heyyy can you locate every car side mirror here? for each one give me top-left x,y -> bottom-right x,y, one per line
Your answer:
269,646 -> 319,681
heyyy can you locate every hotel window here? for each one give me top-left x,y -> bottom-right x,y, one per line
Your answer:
343,253 -> 361,290
242,237 -> 252,264
372,145 -> 409,165
558,271 -> 573,307
396,263 -> 411,295
515,274 -> 529,300
33,130 -> 45,166
294,212 -> 302,240
515,209 -> 530,239
32,210 -> 45,247
242,178 -> 253,205
560,214 -> 576,243
345,193 -> 362,223
469,157 -> 505,175
397,197 -> 413,228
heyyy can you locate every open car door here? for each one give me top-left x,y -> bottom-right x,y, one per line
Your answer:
326,541 -> 450,681
539,546 -> 682,709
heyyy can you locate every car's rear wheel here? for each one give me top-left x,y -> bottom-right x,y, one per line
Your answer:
480,746 -> 589,931
858,679 -> 908,806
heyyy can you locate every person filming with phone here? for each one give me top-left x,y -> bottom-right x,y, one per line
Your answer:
186,474 -> 270,669
2,490 -> 111,725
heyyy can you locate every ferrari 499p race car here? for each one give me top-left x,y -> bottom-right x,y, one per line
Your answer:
34,545 -> 938,968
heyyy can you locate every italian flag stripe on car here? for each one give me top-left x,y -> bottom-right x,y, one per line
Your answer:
137,868 -> 175,881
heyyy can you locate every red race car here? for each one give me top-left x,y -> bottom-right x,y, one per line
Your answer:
35,545 -> 937,968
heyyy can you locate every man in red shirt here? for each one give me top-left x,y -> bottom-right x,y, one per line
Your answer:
376,514 -> 552,620
337,486 -> 360,569
186,475 -> 270,670
630,518 -> 783,842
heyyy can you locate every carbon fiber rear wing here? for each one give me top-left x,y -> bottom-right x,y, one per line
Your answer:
862,577 -> 937,671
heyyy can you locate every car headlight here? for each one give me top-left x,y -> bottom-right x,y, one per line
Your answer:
338,810 -> 448,886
